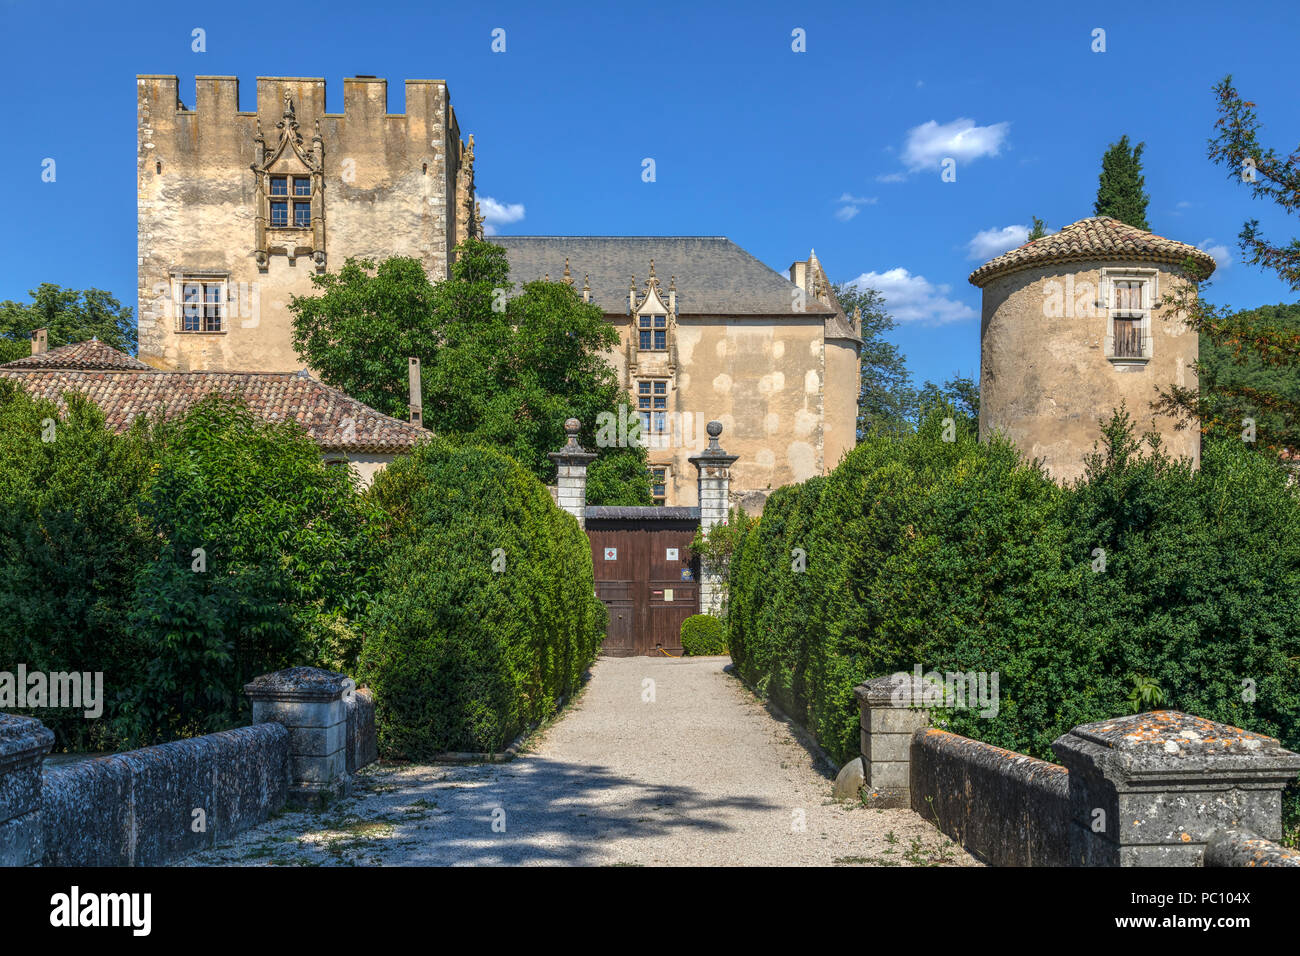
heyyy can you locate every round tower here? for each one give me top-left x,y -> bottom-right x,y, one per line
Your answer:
969,216 -> 1215,484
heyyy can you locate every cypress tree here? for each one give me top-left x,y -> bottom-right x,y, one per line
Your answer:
1094,135 -> 1151,229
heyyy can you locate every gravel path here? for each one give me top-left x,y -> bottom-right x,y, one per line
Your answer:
184,656 -> 977,866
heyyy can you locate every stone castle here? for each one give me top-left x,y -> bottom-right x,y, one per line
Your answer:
137,75 -> 481,373
136,75 -> 863,509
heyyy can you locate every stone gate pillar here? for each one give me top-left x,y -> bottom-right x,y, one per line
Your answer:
245,667 -> 354,807
0,713 -> 54,865
689,420 -> 738,613
548,418 -> 597,529
1052,711 -> 1300,866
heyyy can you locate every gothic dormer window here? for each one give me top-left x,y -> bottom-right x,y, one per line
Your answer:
639,314 -> 667,350
252,93 -> 326,271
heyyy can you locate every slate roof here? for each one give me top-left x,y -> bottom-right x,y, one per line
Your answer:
0,343 -> 426,453
969,216 -> 1218,288
491,237 -> 835,316
3,339 -> 153,371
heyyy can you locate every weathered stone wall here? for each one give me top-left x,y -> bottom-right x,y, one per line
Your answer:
613,316 -> 828,507
1203,828 -> 1300,867
42,722 -> 289,866
138,75 -> 474,373
822,336 -> 860,473
1,668 -> 380,866
979,259 -> 1199,484
910,728 -> 1071,866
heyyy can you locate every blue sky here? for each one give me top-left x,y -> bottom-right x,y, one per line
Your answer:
2,0 -> 1298,387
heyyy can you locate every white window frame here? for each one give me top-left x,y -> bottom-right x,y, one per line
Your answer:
1100,268 -> 1157,363
173,273 -> 229,334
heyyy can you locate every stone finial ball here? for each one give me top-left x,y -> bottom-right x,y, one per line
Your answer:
564,417 -> 581,434
707,420 -> 723,438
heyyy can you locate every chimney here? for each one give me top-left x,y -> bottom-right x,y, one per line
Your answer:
31,328 -> 48,355
408,357 -> 423,427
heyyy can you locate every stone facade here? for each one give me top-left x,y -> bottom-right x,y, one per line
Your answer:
495,238 -> 862,510
971,217 -> 1215,484
137,75 -> 480,373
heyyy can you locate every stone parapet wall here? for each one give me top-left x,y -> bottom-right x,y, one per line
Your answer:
42,722 -> 289,866
854,677 -> 1300,867
0,666 -> 378,866
909,728 -> 1070,866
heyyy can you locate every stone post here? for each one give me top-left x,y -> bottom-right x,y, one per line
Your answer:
688,420 -> 739,613
0,713 -> 54,865
853,674 -> 933,807
548,417 -> 597,530
1052,710 -> 1300,866
245,667 -> 353,807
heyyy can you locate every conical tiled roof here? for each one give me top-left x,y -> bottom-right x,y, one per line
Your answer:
968,216 -> 1217,288
2,339 -> 153,371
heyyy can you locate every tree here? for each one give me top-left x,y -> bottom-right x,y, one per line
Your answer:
0,284 -> 137,364
1154,76 -> 1300,456
833,282 -> 915,436
291,240 -> 652,504
1094,135 -> 1151,230
915,373 -> 980,430
1027,216 -> 1049,241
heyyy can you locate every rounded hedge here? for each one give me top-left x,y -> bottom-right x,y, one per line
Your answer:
725,406 -> 1300,774
680,614 -> 726,656
358,438 -> 605,758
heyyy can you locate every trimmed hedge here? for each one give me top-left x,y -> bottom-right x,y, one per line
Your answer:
680,614 -> 726,656
358,438 -> 605,757
726,406 -> 1300,774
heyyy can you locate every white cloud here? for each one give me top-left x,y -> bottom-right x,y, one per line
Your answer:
901,117 -> 1010,171
1198,238 -> 1231,269
875,171 -> 908,184
967,224 -> 1029,260
846,268 -> 977,324
478,196 -> 526,236
833,193 -> 877,221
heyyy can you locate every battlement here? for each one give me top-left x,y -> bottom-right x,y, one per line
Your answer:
136,75 -> 452,123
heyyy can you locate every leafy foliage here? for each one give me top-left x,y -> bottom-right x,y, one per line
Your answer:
0,383 -> 155,750
726,406 -> 1300,772
0,284 -> 137,365
680,614 -> 727,656
358,438 -> 605,757
1156,77 -> 1300,459
122,397 -> 382,743
290,240 -> 652,505
0,388 -> 381,748
1094,134 -> 1151,229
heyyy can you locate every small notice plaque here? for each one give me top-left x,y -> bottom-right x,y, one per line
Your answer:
666,547 -> 679,561
664,588 -> 674,602
604,547 -> 617,560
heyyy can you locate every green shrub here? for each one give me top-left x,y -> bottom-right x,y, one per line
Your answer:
0,388 -> 378,748
680,614 -> 726,655
122,396 -> 382,744
358,438 -> 605,757
0,383 -> 155,751
725,404 -> 1300,773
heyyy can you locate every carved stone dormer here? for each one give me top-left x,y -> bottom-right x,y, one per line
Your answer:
631,258 -> 678,373
251,93 -> 326,272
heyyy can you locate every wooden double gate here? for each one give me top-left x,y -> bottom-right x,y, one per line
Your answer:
586,510 -> 700,656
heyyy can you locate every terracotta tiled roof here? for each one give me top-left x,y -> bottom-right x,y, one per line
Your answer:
2,339 -> 153,371
1,344 -> 426,453
968,216 -> 1218,288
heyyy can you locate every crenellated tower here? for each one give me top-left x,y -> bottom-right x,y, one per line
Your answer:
136,75 -> 478,372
